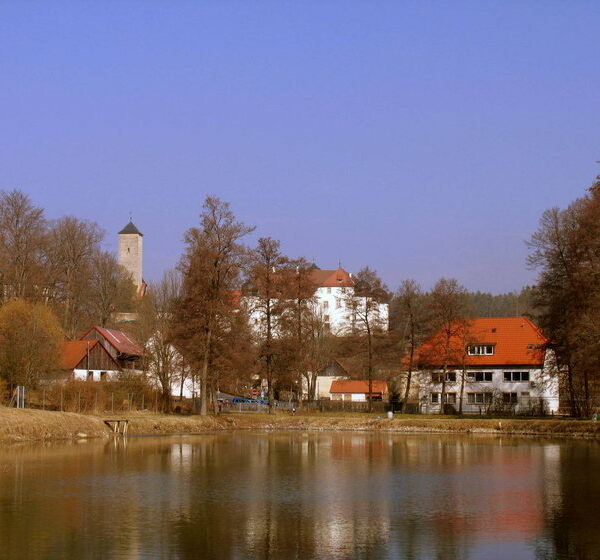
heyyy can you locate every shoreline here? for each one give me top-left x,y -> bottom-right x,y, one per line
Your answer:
1,407 -> 600,444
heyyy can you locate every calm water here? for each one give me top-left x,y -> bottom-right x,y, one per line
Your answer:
0,432 -> 599,560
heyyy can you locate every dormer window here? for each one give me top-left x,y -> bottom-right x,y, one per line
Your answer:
467,344 -> 495,356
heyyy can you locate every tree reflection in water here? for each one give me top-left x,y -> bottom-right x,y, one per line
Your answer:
0,434 -> 598,559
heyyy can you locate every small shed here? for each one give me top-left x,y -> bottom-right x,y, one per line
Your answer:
60,340 -> 121,381
329,380 -> 388,402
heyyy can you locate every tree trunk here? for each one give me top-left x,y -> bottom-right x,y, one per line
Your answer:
566,362 -> 579,417
199,327 -> 212,416
458,365 -> 466,415
439,375 -> 447,415
403,341 -> 414,412
267,353 -> 274,414
162,385 -> 171,414
583,368 -> 591,417
439,337 -> 450,415
367,320 -> 373,414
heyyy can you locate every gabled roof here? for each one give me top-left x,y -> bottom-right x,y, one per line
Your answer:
80,326 -> 143,357
61,340 -> 99,370
415,317 -> 548,368
60,340 -> 119,370
330,380 -> 388,394
118,221 -> 143,236
310,268 -> 353,288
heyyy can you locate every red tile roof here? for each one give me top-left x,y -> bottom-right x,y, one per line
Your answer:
309,268 -> 354,288
415,317 -> 548,368
330,380 -> 388,394
60,340 -> 100,370
80,326 -> 143,357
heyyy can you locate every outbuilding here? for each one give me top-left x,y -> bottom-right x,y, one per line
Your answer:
329,380 -> 388,402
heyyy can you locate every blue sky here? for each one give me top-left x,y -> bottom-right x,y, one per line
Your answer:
1,1 -> 599,293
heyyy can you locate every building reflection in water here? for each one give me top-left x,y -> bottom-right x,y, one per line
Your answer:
0,433 -> 599,559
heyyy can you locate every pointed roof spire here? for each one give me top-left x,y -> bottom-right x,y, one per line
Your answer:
119,219 -> 143,236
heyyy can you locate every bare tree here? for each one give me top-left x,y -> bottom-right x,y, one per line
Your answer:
343,267 -> 389,412
0,190 -> 47,301
427,278 -> 469,415
45,217 -> 104,337
527,177 -> 600,416
173,196 -> 253,416
247,237 -> 291,413
134,271 -> 182,413
395,279 -> 429,412
276,261 -> 319,405
88,250 -> 135,327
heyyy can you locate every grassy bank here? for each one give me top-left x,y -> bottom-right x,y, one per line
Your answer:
2,407 -> 600,443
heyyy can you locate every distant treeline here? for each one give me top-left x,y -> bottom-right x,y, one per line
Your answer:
388,286 -> 535,332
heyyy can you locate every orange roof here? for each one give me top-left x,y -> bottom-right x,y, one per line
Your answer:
415,317 -> 548,368
227,289 -> 242,308
309,268 -> 354,288
330,380 -> 388,394
60,340 -> 100,370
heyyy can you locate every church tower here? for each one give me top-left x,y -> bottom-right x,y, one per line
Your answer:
118,220 -> 143,290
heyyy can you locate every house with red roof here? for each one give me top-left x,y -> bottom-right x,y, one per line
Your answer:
413,317 -> 559,414
79,326 -> 144,370
60,339 -> 121,381
329,379 -> 388,402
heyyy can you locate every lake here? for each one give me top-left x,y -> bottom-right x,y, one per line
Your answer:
0,432 -> 598,559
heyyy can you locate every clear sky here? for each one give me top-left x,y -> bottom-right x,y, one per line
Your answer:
1,1 -> 599,293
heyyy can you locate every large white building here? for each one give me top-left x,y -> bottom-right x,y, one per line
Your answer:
245,267 -> 389,336
414,317 -> 559,414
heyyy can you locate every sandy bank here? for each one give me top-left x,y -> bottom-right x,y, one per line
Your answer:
1,408 -> 599,443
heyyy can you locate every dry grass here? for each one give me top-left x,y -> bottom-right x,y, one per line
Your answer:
2,407 -> 600,444
0,407 -> 108,443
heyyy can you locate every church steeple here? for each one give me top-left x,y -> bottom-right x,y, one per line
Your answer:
118,219 -> 144,290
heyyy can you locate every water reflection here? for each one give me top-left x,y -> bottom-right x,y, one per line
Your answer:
0,433 -> 598,559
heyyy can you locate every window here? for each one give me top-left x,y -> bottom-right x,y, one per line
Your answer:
323,314 -> 330,322
323,301 -> 329,310
467,371 -> 493,382
336,298 -> 342,309
503,371 -> 530,382
467,393 -> 493,404
431,372 -> 456,383
467,345 -> 495,355
327,288 -> 331,294
503,392 -> 518,404
431,392 -> 456,404
100,371 -> 107,381
87,371 -> 94,381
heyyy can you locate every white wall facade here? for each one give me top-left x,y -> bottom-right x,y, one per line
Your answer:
418,361 -> 559,414
73,369 -> 119,382
302,375 -> 348,399
245,286 -> 389,336
314,286 -> 389,334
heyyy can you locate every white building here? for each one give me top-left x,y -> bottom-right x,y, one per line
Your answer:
414,317 -> 559,414
245,267 -> 389,336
